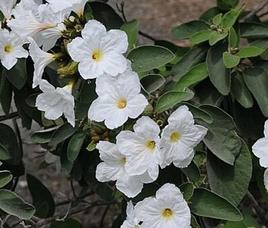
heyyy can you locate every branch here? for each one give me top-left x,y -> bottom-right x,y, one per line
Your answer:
35,201 -> 118,227
138,31 -> 157,41
0,112 -> 19,122
242,0 -> 268,21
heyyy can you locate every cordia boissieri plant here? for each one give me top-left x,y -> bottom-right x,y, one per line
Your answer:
0,0 -> 268,227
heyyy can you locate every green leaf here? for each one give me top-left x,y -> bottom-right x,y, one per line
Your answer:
172,45 -> 207,81
209,31 -> 228,46
89,2 -> 123,29
190,30 -> 211,45
172,20 -> 209,40
243,67 -> 268,117
191,188 -> 242,221
0,189 -> 35,220
121,20 -> 139,50
173,63 -> 208,91
207,43 -> 231,95
240,22 -> 268,39
0,70 -> 12,114
182,103 -> 213,124
180,183 -> 194,201
221,7 -> 242,29
201,105 -> 241,165
207,140 -> 252,206
84,2 -> 93,21
200,7 -> 222,22
181,162 -> 201,184
31,127 -> 58,144
0,124 -> 21,165
0,143 -> 11,161
155,90 -> 194,113
231,72 -> 253,108
228,27 -> 239,48
128,45 -> 175,73
237,46 -> 265,58
213,14 -> 223,26
5,59 -> 27,90
67,131 -> 86,162
49,123 -> 76,147
223,52 -> 240,68
50,218 -> 82,228
27,174 -> 55,218
141,74 -> 166,93
0,171 -> 13,188
217,0 -> 239,10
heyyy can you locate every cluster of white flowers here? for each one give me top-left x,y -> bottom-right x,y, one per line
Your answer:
96,106 -> 207,197
121,184 -> 191,228
0,0 -> 147,128
252,120 -> 268,192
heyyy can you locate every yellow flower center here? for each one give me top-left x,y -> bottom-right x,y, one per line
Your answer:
121,157 -> 127,165
116,98 -> 127,109
92,49 -> 103,62
145,140 -> 156,151
4,44 -> 13,53
162,208 -> 174,219
170,131 -> 181,142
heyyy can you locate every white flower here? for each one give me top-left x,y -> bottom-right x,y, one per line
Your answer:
96,141 -> 155,198
0,29 -> 28,70
36,80 -> 75,127
252,120 -> 268,168
117,116 -> 160,179
252,120 -> 268,192
0,0 -> 16,19
67,20 -> 128,79
46,0 -> 88,16
160,105 -> 208,168
8,2 -> 66,50
29,39 -> 56,88
88,69 -> 148,129
135,183 -> 191,228
121,201 -> 140,228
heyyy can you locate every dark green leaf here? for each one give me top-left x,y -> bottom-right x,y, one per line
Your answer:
0,189 -> 35,220
27,174 -> 55,218
0,171 -> 13,188
84,2 -> 93,21
31,127 -> 58,144
5,59 -> 27,90
0,70 -> 12,114
172,45 -> 207,81
141,74 -> 166,93
181,162 -> 201,184
207,140 -> 252,206
207,43 -> 231,95
243,67 -> 268,117
156,90 -> 194,113
172,20 -> 209,40
67,131 -> 86,162
223,52 -> 240,68
0,143 -> 11,161
121,20 -> 139,50
50,218 -> 82,228
182,103 -> 213,124
191,188 -> 243,221
200,7 -> 222,22
49,123 -> 76,146
240,22 -> 268,39
201,105 -> 241,165
217,0 -> 239,10
231,73 -> 253,108
173,63 -> 208,91
191,30 -> 211,45
128,45 -> 175,73
89,2 -> 123,29
0,124 -> 21,165
180,183 -> 194,201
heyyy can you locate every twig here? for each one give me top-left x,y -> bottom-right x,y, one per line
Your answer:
99,205 -> 110,228
55,191 -> 94,207
242,0 -> 268,21
35,201 -> 118,227
0,112 -> 19,122
138,31 -> 157,41
247,191 -> 268,225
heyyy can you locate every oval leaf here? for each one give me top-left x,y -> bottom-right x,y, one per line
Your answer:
191,188 -> 243,221
128,45 -> 175,73
67,131 -> 86,162
0,171 -> 13,188
0,189 -> 35,220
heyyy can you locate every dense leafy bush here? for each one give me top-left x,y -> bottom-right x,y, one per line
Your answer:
0,0 -> 268,227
